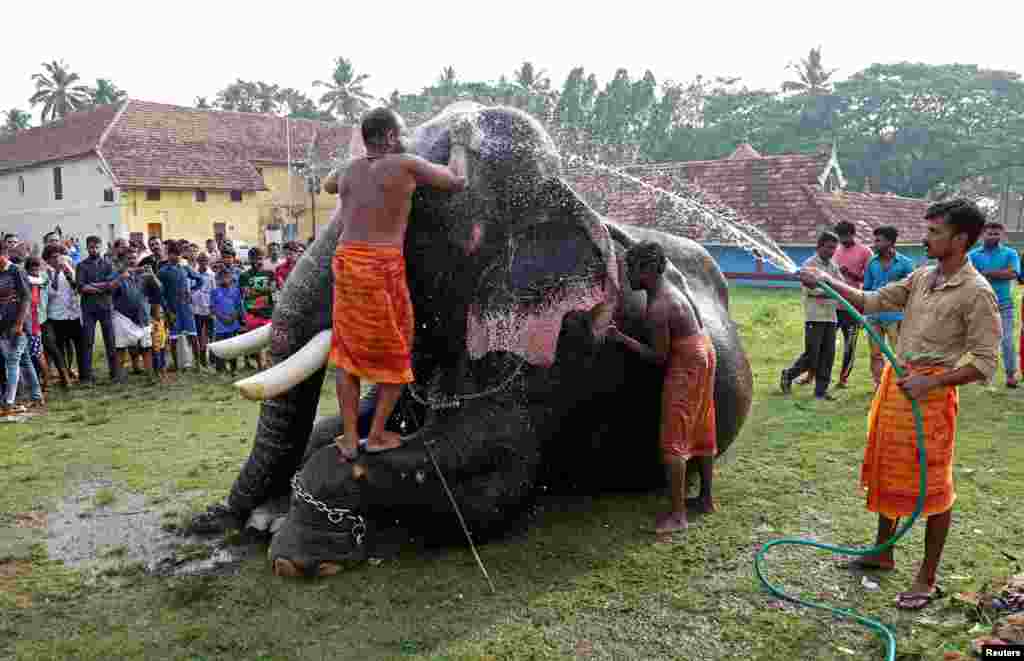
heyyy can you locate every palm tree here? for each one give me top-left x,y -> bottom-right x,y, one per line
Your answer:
313,57 -> 373,122
195,96 -> 211,110
29,60 -> 92,122
782,47 -> 838,95
512,61 -> 556,119
88,78 -> 127,106
252,81 -> 281,114
215,80 -> 257,113
2,108 -> 32,135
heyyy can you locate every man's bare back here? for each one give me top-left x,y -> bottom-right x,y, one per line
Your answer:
333,150 -> 467,249
649,282 -> 702,345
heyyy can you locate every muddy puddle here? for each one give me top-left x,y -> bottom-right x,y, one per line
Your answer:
44,479 -> 260,577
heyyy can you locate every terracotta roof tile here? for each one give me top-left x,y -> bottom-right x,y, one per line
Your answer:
806,188 -> 931,243
563,153 -> 831,244
0,103 -> 122,171
562,151 -> 932,245
0,99 -> 353,191
102,100 -> 353,191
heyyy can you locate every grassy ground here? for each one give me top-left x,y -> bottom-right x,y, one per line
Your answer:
2,287 -> 1022,660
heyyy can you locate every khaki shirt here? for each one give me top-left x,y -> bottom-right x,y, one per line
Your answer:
802,254 -> 843,323
863,259 -> 1001,379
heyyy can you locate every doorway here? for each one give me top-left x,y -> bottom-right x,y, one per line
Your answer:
147,223 -> 162,241
213,222 -> 226,244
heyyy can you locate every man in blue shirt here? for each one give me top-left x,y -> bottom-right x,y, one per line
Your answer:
863,226 -> 916,388
968,220 -> 1021,387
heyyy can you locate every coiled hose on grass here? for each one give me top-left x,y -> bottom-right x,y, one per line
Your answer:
754,282 -> 927,661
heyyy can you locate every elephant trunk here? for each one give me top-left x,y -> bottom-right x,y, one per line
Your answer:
226,211 -> 343,515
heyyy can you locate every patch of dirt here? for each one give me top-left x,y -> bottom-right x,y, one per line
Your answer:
0,560 -> 34,608
14,511 -> 47,529
45,479 -> 247,578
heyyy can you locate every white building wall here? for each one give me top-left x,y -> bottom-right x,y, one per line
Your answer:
0,154 -> 124,247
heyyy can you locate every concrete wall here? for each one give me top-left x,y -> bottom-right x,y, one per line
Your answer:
0,154 -> 122,246
709,244 -> 933,288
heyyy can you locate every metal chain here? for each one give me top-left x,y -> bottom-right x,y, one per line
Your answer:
407,358 -> 526,410
290,473 -> 366,546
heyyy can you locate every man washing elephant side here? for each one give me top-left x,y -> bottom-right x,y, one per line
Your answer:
607,241 -> 717,534
327,107 -> 470,460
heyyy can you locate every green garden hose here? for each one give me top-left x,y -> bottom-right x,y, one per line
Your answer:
754,282 -> 928,661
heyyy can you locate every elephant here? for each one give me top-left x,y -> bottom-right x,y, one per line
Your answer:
190,103 -> 753,577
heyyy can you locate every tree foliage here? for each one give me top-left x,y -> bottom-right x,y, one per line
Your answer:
181,54 -> 1024,199
2,108 -> 32,135
313,57 -> 374,122
29,60 -> 92,122
88,78 -> 127,106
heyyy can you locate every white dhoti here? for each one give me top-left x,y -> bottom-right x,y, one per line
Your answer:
113,311 -> 153,350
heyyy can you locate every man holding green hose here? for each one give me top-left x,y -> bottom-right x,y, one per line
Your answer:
798,199 -> 1001,611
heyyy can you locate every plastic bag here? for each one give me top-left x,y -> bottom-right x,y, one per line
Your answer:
176,337 -> 194,369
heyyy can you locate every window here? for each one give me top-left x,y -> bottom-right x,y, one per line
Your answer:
146,189 -> 161,201
17,176 -> 24,195
103,188 -> 115,202
53,167 -> 63,200
195,190 -> 207,203
230,190 -> 243,202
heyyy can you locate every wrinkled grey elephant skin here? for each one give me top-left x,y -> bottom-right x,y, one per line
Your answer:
212,104 -> 753,573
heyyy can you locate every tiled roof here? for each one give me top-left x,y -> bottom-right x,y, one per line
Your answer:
0,99 -> 353,191
805,188 -> 932,243
728,143 -> 762,159
561,150 -> 932,245
0,103 -> 122,171
562,152 -> 831,244
102,100 -> 353,191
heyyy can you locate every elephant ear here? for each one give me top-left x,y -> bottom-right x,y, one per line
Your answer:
465,177 -> 621,368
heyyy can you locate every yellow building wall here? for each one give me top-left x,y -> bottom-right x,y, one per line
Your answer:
120,165 -> 338,248
254,165 -> 337,243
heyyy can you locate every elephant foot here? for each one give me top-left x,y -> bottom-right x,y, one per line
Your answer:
271,555 -> 343,578
185,503 -> 247,536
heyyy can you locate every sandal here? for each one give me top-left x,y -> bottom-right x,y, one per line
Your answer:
895,585 -> 944,610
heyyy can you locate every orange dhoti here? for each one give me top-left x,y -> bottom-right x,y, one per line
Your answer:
660,333 -> 717,461
862,363 -> 959,518
330,241 -> 415,384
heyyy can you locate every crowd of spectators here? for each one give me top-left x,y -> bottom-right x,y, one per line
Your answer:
0,231 -> 306,416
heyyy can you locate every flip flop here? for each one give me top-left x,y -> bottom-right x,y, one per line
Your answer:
895,585 -> 944,610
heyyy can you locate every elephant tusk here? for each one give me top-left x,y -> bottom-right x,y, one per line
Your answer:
234,330 -> 332,401
209,325 -> 273,359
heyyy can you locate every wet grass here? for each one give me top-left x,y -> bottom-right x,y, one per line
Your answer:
1,287 -> 1022,660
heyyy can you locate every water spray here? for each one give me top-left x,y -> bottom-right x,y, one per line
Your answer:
563,154 -> 927,661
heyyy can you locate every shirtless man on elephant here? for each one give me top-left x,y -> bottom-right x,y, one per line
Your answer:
326,108 -> 469,460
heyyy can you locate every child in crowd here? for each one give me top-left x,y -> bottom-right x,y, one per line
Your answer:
210,268 -> 244,375
274,241 -> 302,289
239,247 -> 277,371
192,252 -> 215,369
25,257 -> 50,396
143,262 -> 167,383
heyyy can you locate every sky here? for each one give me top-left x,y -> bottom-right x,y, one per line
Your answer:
3,0 -> 1023,124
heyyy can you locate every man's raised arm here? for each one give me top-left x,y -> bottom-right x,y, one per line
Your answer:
404,151 -> 467,192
